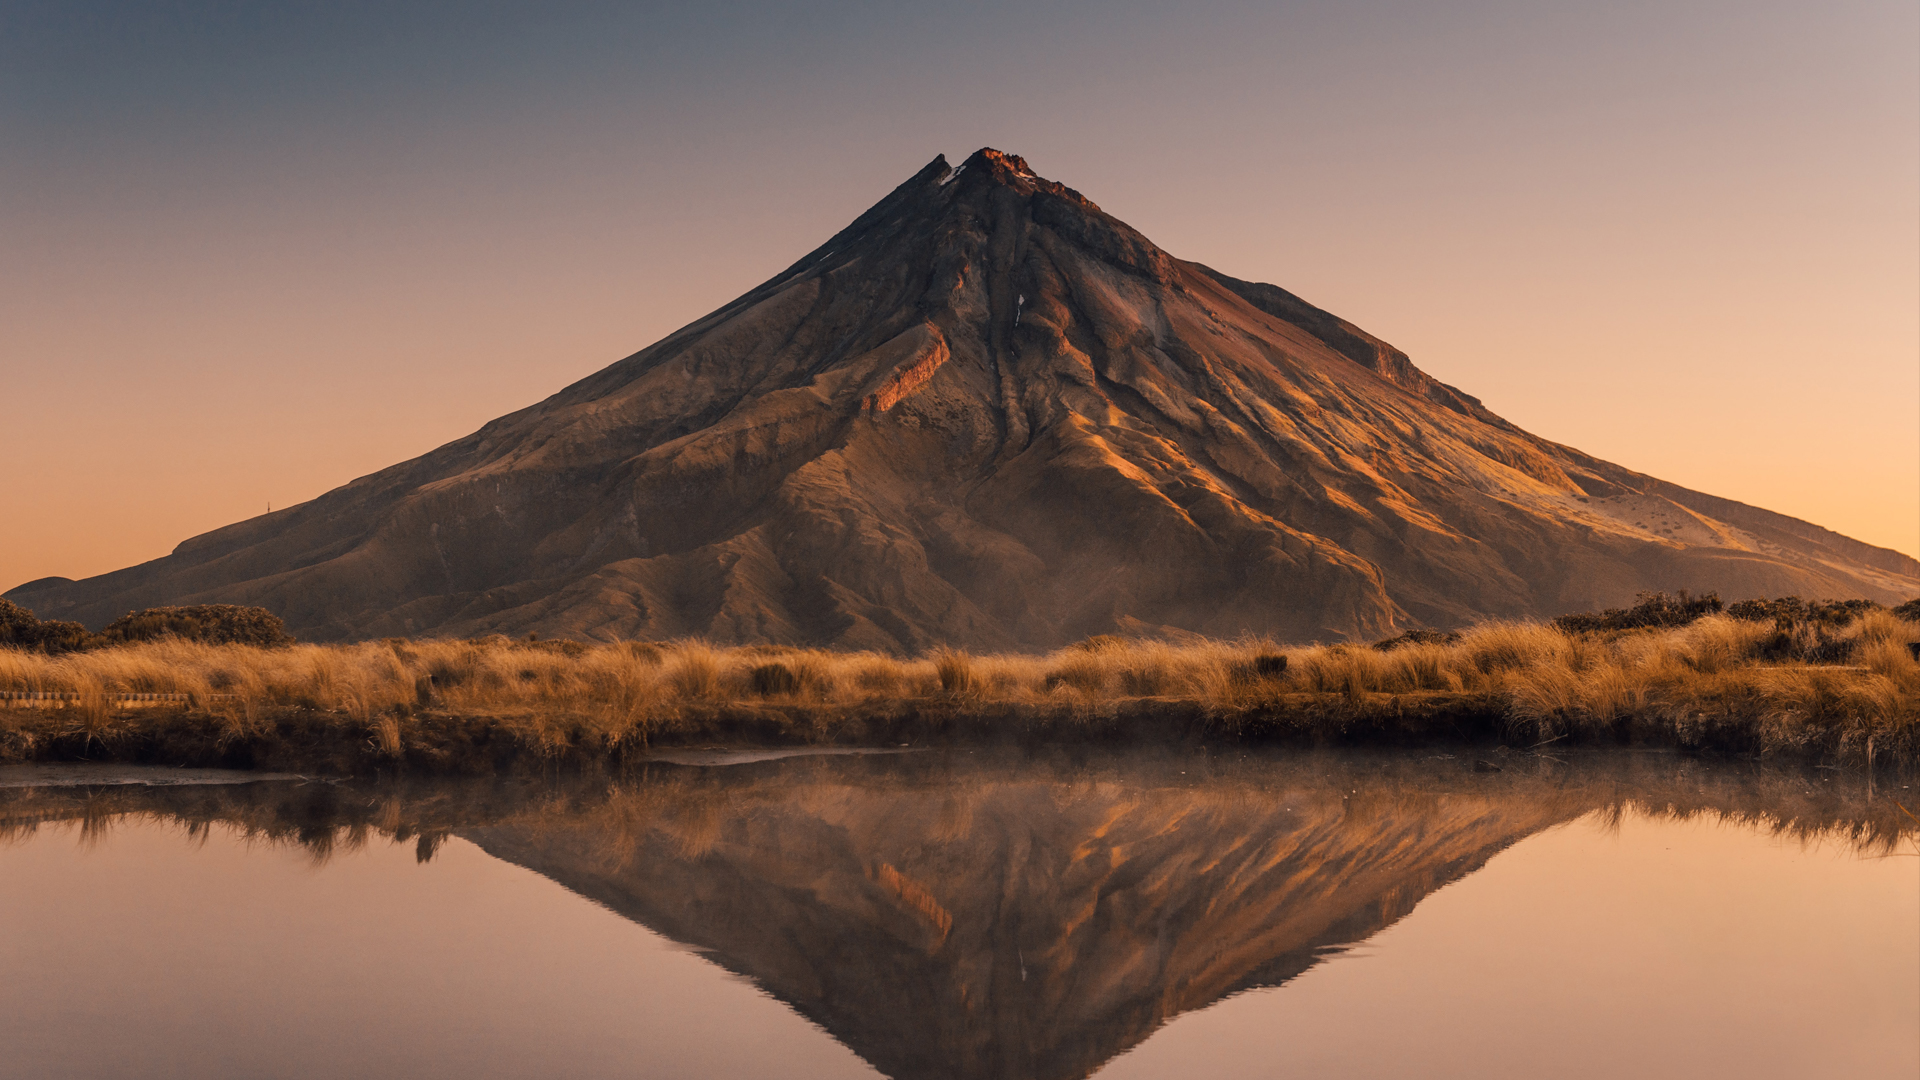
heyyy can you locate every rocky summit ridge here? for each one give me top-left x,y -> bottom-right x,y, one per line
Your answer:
11,148 -> 1918,648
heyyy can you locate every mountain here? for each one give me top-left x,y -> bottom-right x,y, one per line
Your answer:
11,148 -> 1916,648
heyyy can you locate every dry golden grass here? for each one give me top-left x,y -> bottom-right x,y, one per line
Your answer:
1,613 -> 1915,767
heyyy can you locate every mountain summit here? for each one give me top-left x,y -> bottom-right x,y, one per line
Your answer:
13,149 -> 1917,647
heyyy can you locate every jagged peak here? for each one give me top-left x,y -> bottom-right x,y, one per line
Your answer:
961,147 -> 1035,178
929,147 -> 1103,211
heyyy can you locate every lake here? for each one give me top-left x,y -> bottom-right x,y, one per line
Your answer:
1,749 -> 1913,1079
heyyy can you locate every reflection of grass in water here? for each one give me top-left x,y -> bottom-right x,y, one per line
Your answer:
0,612 -> 1914,767
3,750 -> 1911,864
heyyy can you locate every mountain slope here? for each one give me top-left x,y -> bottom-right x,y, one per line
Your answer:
11,149 -> 1916,647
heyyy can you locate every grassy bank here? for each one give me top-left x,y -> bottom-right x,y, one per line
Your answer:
1,611 -> 1916,772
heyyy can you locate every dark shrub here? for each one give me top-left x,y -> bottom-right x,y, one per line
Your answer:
1372,629 -> 1460,651
1893,599 -> 1920,622
1755,623 -> 1857,665
749,662 -> 799,697
1728,597 -> 1789,623
1224,655 -> 1288,686
1727,596 -> 1884,664
1813,599 -> 1881,624
28,620 -> 92,653
0,599 -> 34,643
0,598 -> 96,653
1253,653 -> 1289,677
1727,596 -> 1878,664
1728,597 -> 1881,626
1554,591 -> 1723,634
99,605 -> 293,648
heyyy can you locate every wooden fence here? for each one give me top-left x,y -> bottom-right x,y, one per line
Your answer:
1,691 -> 239,707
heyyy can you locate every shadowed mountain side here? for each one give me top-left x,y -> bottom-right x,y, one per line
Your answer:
460,756 -> 1588,1080
13,150 -> 1917,646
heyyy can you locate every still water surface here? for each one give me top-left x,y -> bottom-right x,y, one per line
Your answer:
1,750 -> 1913,1079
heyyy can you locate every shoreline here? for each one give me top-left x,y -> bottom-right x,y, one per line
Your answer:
0,682 -> 1907,775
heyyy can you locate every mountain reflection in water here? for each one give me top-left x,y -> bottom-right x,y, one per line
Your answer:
2,749 -> 1910,1080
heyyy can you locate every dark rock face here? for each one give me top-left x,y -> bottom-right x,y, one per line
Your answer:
11,148 -> 1917,646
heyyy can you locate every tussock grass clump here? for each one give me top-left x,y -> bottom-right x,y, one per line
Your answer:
852,656 -> 909,696
1043,653 -> 1108,694
1,605 -> 1916,770
935,650 -> 980,698
1116,657 -> 1174,696
663,645 -> 722,701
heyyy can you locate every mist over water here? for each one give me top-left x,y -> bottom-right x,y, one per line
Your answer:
1,749 -> 1914,1079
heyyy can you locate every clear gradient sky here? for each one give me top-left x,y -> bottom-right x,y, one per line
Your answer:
4,0 -> 1916,589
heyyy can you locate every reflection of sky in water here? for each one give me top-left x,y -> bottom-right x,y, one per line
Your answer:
1099,812 -> 1919,1080
0,818 -> 875,1080
0,750 -> 1914,1080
